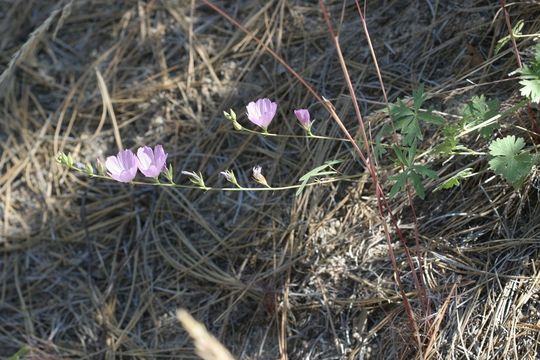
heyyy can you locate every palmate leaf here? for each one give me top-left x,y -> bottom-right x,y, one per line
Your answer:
389,164 -> 438,200
488,135 -> 535,187
518,43 -> 540,103
390,84 -> 443,146
391,101 -> 421,146
519,65 -> 540,103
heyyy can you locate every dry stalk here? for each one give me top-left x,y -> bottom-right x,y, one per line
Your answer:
176,309 -> 235,360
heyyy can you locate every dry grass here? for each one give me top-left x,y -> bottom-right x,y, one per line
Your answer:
1,0 -> 540,359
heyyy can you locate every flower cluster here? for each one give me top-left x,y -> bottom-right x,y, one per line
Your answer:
226,98 -> 312,134
60,98 -> 317,188
105,145 -> 168,182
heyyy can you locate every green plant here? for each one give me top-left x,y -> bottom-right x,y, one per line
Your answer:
389,143 -> 438,199
488,135 -> 536,188
390,85 -> 444,146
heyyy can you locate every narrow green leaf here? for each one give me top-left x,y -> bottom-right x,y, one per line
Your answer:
409,172 -> 426,199
296,160 -> 342,196
418,110 -> 444,125
389,172 -> 408,198
413,84 -> 425,111
413,165 -> 438,179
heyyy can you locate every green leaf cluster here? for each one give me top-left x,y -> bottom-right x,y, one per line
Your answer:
389,144 -> 438,199
390,85 -> 443,147
386,85 -> 443,199
488,135 -> 536,187
436,95 -> 500,155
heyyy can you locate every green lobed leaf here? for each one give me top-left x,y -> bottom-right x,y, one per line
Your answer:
488,136 -> 535,187
488,135 -> 525,157
518,43 -> 540,103
391,101 -> 422,146
519,64 -> 540,103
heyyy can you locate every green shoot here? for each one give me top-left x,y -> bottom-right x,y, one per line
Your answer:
390,84 -> 444,147
434,168 -> 475,191
495,19 -> 524,54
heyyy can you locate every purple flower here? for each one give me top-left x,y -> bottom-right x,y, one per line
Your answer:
294,109 -> 311,130
105,149 -> 138,182
246,98 -> 278,131
136,145 -> 168,178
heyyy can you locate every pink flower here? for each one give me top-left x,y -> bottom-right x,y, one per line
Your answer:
136,145 -> 168,178
294,109 -> 311,130
246,98 -> 278,131
105,149 -> 138,182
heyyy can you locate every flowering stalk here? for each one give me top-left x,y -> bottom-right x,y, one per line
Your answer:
58,152 -> 363,192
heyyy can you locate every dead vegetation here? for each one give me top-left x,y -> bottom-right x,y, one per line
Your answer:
1,0 -> 540,359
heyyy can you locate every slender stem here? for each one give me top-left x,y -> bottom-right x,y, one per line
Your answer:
236,127 -> 397,149
320,1 -> 423,352
355,0 -> 431,327
65,165 -> 363,192
499,0 -> 522,68
238,127 -> 350,142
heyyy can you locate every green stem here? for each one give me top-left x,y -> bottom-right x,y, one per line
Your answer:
238,127 -> 349,142
66,165 -> 363,192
